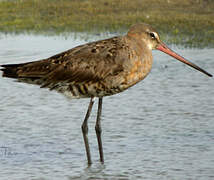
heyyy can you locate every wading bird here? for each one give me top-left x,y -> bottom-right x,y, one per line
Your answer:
0,23 -> 212,165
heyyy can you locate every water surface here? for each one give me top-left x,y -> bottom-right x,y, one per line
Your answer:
0,34 -> 214,180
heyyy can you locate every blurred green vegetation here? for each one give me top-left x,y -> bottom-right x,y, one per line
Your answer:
0,0 -> 214,47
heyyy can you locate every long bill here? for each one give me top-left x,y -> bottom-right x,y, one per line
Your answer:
156,42 -> 212,77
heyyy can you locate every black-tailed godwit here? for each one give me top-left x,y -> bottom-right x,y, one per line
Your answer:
1,23 -> 212,165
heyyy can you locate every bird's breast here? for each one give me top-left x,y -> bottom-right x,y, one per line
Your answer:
122,56 -> 153,89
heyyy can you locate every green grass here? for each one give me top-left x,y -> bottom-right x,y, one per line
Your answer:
0,0 -> 214,47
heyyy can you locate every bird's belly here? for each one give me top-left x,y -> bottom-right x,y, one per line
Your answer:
54,59 -> 152,99
55,82 -> 124,99
58,72 -> 151,99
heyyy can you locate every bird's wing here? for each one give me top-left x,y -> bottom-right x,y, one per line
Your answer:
41,37 -> 127,88
1,37 -> 128,88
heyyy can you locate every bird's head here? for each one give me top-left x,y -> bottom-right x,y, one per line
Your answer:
127,23 -> 212,77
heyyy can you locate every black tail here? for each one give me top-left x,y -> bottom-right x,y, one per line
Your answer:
1,61 -> 53,86
0,63 -> 24,78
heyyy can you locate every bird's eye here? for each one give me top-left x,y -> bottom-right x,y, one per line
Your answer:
149,32 -> 156,39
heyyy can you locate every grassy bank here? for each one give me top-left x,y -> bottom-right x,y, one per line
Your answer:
0,0 -> 214,47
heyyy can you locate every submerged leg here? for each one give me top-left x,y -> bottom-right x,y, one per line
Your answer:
82,97 -> 95,165
95,97 -> 104,163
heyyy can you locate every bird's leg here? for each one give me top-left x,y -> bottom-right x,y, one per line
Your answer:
82,97 -> 95,165
95,97 -> 104,163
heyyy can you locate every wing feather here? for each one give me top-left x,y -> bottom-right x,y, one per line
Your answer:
1,36 -> 128,89
40,37 -> 127,88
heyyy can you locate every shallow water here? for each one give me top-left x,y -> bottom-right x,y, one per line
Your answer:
0,34 -> 214,180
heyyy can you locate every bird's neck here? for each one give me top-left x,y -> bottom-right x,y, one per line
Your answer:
122,35 -> 153,88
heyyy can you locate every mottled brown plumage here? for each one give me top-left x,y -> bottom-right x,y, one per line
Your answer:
0,23 -> 212,165
1,24 -> 157,99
